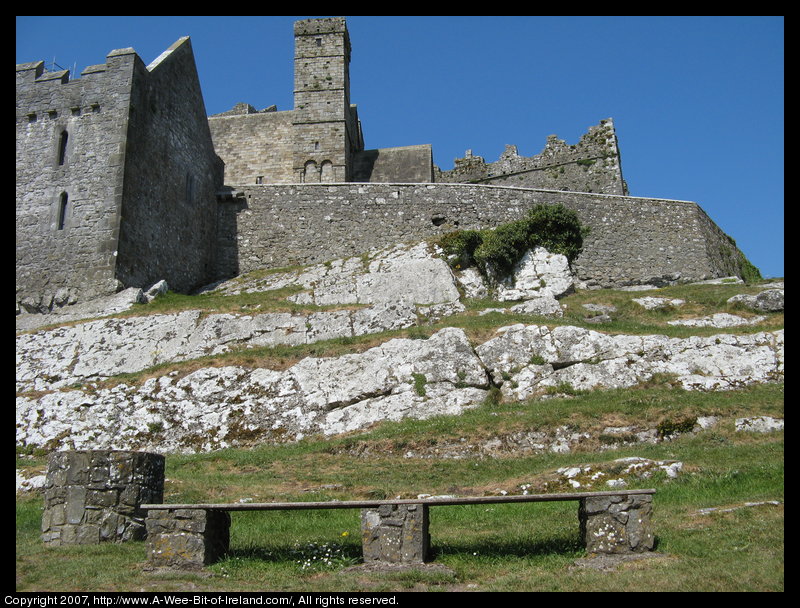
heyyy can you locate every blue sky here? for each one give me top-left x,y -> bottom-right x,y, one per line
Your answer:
16,16 -> 784,278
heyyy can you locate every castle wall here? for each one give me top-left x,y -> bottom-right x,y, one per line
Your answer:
208,109 -> 295,184
436,119 -> 629,195
215,183 -> 745,288
114,37 -> 223,294
16,51 -> 137,312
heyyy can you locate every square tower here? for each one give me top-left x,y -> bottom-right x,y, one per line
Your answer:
292,17 -> 357,182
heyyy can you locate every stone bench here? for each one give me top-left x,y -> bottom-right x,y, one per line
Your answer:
142,489 -> 655,569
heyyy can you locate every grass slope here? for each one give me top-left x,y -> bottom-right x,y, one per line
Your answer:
16,277 -> 783,592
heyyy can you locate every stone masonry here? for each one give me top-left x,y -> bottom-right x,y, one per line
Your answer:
41,450 -> 165,546
17,16 -> 758,315
579,493 -> 655,554
360,504 -> 430,564
146,509 -> 231,569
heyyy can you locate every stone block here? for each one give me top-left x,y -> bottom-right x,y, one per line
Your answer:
579,494 -> 654,554
361,503 -> 430,563
146,509 -> 230,569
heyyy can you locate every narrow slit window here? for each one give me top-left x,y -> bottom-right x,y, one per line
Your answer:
57,130 -> 68,165
57,192 -> 68,230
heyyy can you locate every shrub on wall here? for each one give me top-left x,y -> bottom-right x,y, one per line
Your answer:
438,204 -> 588,282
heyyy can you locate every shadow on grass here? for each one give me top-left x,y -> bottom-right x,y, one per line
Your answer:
430,533 -> 584,560
222,533 -> 586,566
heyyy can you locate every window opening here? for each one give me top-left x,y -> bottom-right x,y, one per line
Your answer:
57,130 -> 68,165
57,192 -> 68,230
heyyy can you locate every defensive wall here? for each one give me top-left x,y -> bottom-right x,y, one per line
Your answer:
16,37 -> 222,314
215,182 -> 745,288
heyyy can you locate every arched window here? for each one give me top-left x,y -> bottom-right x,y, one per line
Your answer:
303,160 -> 320,183
57,130 -> 68,165
57,192 -> 68,230
320,160 -> 334,182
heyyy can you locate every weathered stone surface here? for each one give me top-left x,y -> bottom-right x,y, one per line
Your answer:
632,297 -> 685,310
41,450 -> 164,546
728,288 -> 784,312
735,416 -> 784,433
493,247 -> 575,302
17,328 -> 490,453
146,509 -> 230,569
579,494 -> 654,554
476,324 -> 783,399
667,313 -> 767,328
361,504 -> 430,563
15,304 -> 423,393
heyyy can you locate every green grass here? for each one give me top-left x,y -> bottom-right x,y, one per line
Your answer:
16,381 -> 783,592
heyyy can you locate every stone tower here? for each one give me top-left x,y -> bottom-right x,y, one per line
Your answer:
292,17 -> 363,182
16,37 -> 223,313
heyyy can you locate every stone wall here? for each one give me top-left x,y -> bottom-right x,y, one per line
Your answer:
16,37 -> 223,311
215,182 -> 748,288
436,119 -> 628,196
16,52 -> 135,312
41,450 -> 165,546
209,108 -> 295,184
114,37 -> 223,295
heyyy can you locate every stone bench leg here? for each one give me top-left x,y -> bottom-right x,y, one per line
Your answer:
579,494 -> 654,554
360,503 -> 430,563
146,509 -> 230,569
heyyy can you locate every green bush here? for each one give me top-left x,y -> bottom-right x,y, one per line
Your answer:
437,204 -> 588,283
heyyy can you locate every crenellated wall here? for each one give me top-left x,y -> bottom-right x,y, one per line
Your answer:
215,183 -> 747,288
16,38 -> 223,313
16,52 -> 137,312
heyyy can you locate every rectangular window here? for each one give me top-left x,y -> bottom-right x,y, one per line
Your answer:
57,131 -> 68,165
57,192 -> 68,230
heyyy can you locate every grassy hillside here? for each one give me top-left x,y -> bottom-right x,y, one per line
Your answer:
15,279 -> 783,592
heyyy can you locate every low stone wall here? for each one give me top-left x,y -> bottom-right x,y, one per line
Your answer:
41,450 -> 164,546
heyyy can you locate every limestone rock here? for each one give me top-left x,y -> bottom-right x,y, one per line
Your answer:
632,297 -> 685,310
735,416 -> 783,433
728,288 -> 784,312
17,328 -> 490,453
494,247 -> 575,302
667,313 -> 766,328
476,324 -> 783,399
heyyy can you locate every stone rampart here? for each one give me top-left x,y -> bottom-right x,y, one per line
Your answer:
215,182 -> 746,288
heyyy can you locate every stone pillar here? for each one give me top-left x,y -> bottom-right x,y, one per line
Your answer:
145,509 -> 230,569
579,494 -> 654,554
360,503 -> 430,563
41,450 -> 165,546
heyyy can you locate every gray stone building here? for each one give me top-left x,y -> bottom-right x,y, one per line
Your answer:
16,17 -> 754,314
16,37 -> 222,313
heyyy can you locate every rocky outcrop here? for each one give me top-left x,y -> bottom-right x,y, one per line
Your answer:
16,322 -> 783,454
17,328 -> 490,453
16,304 -> 419,393
476,324 -> 783,398
14,241 -> 784,455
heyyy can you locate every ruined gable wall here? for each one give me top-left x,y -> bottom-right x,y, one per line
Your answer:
115,37 -> 224,294
215,183 -> 745,287
16,51 -> 137,313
